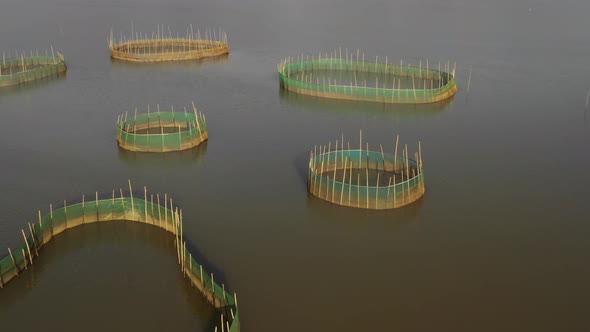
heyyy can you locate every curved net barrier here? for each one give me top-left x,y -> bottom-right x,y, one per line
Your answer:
109,27 -> 229,62
308,132 -> 425,209
278,50 -> 457,104
116,103 -> 208,152
0,181 -> 240,332
0,50 -> 66,87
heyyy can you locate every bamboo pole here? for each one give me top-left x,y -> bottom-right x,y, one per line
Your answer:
394,135 -> 399,171
211,272 -> 215,300
120,188 -> 126,219
22,249 -> 27,270
128,179 -> 135,220
28,223 -> 39,256
38,210 -> 43,243
348,159 -> 352,206
144,186 -> 148,223
21,230 -> 33,265
200,265 -> 204,286
340,156 -> 348,205
96,191 -> 99,220
418,141 -> 423,172
164,193 -> 168,229
366,146 -> 369,209
157,194 -> 162,227
8,248 -> 18,275
49,204 -> 54,236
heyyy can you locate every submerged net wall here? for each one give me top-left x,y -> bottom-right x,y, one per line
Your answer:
278,53 -> 457,104
0,53 -> 66,87
109,28 -> 229,62
0,183 -> 239,332
116,104 -> 208,152
308,134 -> 425,209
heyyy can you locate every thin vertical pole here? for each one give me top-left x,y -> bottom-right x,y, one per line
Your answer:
8,248 -> 18,276
128,179 -> 135,220
21,230 -> 33,265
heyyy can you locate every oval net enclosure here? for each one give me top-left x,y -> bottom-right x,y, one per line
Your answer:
109,27 -> 229,63
308,132 -> 425,209
278,50 -> 457,104
0,50 -> 66,87
116,103 -> 208,152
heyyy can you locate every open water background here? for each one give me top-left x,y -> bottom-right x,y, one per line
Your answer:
0,0 -> 589,331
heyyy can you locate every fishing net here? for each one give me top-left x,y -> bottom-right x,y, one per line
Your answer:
0,185 -> 239,332
0,53 -> 66,87
279,54 -> 457,104
116,106 -> 208,152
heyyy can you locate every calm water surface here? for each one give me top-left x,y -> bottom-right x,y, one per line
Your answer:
0,0 -> 589,331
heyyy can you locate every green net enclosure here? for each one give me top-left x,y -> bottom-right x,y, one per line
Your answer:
278,50 -> 457,104
0,182 -> 240,332
0,50 -> 66,87
109,27 -> 229,62
308,132 -> 425,209
116,103 -> 208,152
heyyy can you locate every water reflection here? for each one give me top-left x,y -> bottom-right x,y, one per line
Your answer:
0,71 -> 66,96
117,140 -> 208,168
109,54 -> 229,69
279,88 -> 454,118
306,191 -> 424,227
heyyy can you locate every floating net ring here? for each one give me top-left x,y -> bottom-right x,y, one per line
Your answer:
0,49 -> 66,87
308,131 -> 425,209
116,102 -> 208,152
278,50 -> 457,104
109,27 -> 229,63
0,182 -> 240,332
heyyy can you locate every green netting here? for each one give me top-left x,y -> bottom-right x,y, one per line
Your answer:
278,57 -> 457,104
0,55 -> 67,87
308,149 -> 425,209
0,189 -> 238,332
109,30 -> 229,63
116,111 -> 208,152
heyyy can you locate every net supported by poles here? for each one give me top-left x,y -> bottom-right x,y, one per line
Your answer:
278,50 -> 457,104
308,132 -> 425,209
0,50 -> 66,87
116,102 -> 208,153
0,182 -> 240,332
109,26 -> 229,63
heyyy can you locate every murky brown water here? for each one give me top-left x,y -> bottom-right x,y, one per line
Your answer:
0,0 -> 589,331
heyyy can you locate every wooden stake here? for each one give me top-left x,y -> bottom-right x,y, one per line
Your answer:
119,188 -> 126,219
21,230 -> 33,265
144,186 -> 148,223
38,210 -> 43,243
22,249 -> 27,270
8,248 -> 18,275
164,193 -> 168,229
96,191 -> 99,220
394,135 -> 399,171
200,264 -> 204,286
340,156 -> 348,205
28,223 -> 39,256
157,194 -> 162,227
128,179 -> 135,220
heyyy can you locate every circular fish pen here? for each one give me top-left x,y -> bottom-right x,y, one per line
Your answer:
0,50 -> 66,87
116,103 -> 208,152
308,132 -> 425,209
278,50 -> 457,104
109,28 -> 229,62
0,183 -> 240,332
